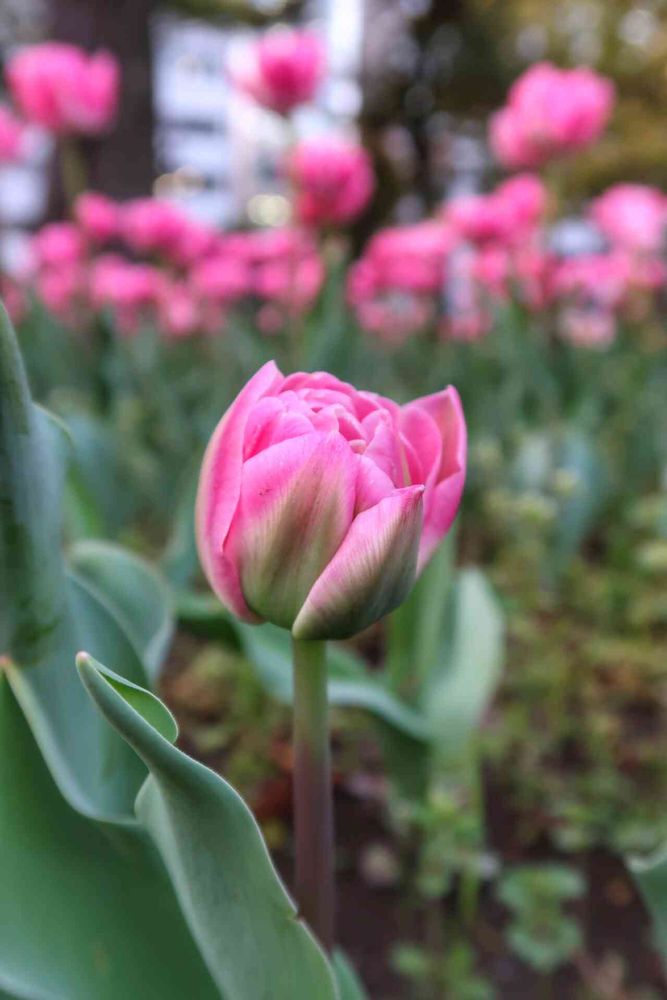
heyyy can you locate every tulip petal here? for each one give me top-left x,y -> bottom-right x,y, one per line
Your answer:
293,485 -> 424,641
405,387 -> 467,571
226,431 -> 357,629
195,360 -> 284,621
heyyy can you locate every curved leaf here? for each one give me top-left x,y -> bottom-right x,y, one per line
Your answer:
69,540 -> 174,681
0,670 -> 218,1000
425,568 -> 504,762
0,301 -> 67,664
5,572 -> 149,820
78,653 -> 338,1000
629,848 -> 667,961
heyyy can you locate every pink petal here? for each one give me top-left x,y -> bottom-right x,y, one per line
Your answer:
293,485 -> 424,640
196,360 -> 284,620
225,431 -> 358,629
399,405 -> 443,488
404,387 -> 467,572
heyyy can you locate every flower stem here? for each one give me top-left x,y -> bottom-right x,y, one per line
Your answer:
292,637 -> 334,952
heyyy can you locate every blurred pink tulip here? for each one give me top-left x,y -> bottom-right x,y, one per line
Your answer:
589,184 -> 667,254
120,198 -> 189,258
234,29 -> 325,115
36,264 -> 85,323
158,282 -> 201,339
74,191 -> 119,244
196,363 -> 466,639
31,222 -> 85,269
0,104 -> 25,162
490,62 -> 614,169
190,254 -> 249,303
289,138 -> 374,226
448,174 -> 546,246
7,42 -> 119,136
90,255 -> 164,334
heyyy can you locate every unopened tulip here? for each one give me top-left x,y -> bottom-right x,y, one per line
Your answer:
197,364 -> 466,640
289,138 -> 375,226
7,42 -> 119,136
234,29 -> 325,115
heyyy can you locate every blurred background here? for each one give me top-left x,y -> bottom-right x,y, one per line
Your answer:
3,0 -> 667,248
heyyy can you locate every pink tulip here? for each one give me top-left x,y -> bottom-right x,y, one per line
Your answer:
0,104 -> 25,162
190,254 -> 249,303
196,363 -> 466,639
120,198 -> 189,258
448,174 -> 546,246
90,255 -> 163,335
31,222 -> 85,269
490,62 -> 614,169
589,184 -> 667,254
36,264 -> 85,323
158,282 -> 201,339
6,42 -> 119,136
234,29 -> 325,115
74,191 -> 119,244
289,138 -> 374,226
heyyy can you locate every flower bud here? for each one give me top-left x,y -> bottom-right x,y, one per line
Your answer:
196,363 -> 466,641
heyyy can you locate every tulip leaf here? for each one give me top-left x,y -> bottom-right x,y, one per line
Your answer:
78,653 -> 338,1000
425,568 -> 504,763
332,951 -> 369,1000
0,669 -> 219,1000
629,848 -> 667,962
69,539 -> 174,681
0,304 -> 154,820
0,300 -> 67,664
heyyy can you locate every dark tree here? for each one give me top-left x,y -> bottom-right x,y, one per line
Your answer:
48,0 -> 156,212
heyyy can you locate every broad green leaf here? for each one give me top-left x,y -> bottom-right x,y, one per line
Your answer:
4,574 -> 150,820
0,670 -> 218,1000
0,302 -> 67,664
629,849 -> 667,960
78,653 -> 338,1000
63,411 -> 135,539
332,952 -> 369,1000
552,430 -> 608,567
160,460 -> 201,589
0,306 -> 153,819
386,534 -> 456,702
425,569 -> 504,763
69,539 -> 174,681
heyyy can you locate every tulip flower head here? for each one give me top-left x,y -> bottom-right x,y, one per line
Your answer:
197,364 -> 466,640
589,184 -> 667,254
234,29 -> 325,115
74,191 -> 120,244
7,42 -> 120,136
289,138 -> 375,226
489,62 -> 614,169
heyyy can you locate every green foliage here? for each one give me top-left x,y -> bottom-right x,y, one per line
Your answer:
498,865 -> 585,974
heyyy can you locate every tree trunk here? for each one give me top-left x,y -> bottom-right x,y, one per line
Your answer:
48,0 -> 156,215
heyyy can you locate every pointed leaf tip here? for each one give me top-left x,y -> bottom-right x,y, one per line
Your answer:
77,652 -> 179,744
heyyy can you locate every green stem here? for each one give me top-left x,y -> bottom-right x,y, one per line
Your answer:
292,637 -> 335,952
59,137 -> 88,211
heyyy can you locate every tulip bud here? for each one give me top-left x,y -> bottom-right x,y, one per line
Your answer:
196,363 -> 466,641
